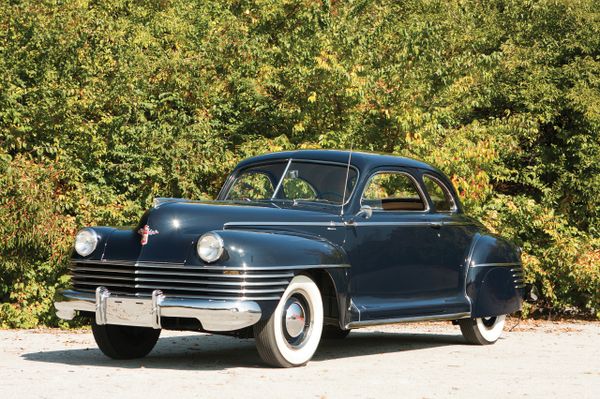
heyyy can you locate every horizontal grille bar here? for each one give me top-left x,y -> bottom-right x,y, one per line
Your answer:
70,266 -> 294,279
70,260 -> 294,300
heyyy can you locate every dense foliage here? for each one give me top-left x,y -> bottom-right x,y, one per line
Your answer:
1,0 -> 599,327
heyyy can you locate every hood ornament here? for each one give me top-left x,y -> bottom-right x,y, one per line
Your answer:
138,224 -> 159,246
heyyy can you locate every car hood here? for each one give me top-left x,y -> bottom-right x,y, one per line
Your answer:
100,200 -> 343,263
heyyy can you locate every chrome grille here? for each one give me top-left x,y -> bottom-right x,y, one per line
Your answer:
511,267 -> 526,289
70,260 -> 293,300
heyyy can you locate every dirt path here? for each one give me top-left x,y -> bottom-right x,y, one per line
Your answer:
1,320 -> 598,399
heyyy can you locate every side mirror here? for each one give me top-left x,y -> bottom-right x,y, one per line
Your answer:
355,205 -> 373,220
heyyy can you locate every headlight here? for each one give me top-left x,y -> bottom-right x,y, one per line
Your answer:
74,228 -> 99,257
196,232 -> 224,263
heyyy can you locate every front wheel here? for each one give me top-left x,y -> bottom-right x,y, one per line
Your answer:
253,275 -> 323,367
91,321 -> 161,359
458,315 -> 506,345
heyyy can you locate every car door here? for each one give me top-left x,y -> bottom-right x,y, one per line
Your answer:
346,167 -> 472,322
420,172 -> 479,314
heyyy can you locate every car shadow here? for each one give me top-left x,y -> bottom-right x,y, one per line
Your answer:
22,330 -> 466,370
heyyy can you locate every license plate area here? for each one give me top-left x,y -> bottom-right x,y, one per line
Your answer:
105,297 -> 156,327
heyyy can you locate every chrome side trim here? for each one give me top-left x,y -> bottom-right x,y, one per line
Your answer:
56,289 -> 263,331
223,221 -> 346,228
224,221 -> 475,228
345,311 -> 471,329
470,262 -> 522,268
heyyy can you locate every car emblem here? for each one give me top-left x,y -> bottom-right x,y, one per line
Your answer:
138,224 -> 159,245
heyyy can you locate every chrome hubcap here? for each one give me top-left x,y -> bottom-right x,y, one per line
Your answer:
284,298 -> 306,338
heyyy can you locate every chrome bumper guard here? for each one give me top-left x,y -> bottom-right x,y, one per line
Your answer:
55,287 -> 262,331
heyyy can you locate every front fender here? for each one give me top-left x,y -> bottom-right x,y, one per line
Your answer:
195,229 -> 351,322
466,234 -> 524,318
200,229 -> 349,268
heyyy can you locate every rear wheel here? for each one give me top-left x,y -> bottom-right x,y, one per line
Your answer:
91,321 -> 161,359
254,275 -> 323,367
459,315 -> 506,345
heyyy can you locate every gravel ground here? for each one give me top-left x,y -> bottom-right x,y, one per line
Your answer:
1,319 -> 599,399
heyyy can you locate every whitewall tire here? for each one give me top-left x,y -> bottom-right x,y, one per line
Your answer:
253,275 -> 323,367
459,315 -> 506,345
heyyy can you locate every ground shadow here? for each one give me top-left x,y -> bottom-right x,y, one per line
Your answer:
22,330 -> 466,371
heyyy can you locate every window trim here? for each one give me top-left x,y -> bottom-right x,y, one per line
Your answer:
360,170 -> 430,213
422,173 -> 458,213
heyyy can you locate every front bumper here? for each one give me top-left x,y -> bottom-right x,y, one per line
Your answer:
55,287 -> 262,331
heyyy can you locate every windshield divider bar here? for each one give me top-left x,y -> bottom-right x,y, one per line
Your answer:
271,158 -> 292,200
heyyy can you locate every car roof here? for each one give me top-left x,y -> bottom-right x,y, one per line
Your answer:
235,149 -> 441,174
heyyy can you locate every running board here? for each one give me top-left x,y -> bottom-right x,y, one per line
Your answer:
345,311 -> 471,329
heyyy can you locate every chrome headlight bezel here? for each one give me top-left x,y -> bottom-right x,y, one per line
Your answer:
74,228 -> 99,257
196,232 -> 225,263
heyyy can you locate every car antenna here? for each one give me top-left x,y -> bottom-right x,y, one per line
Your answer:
340,143 -> 353,217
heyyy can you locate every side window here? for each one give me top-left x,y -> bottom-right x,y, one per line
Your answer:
423,175 -> 456,212
227,172 -> 274,200
361,172 -> 426,211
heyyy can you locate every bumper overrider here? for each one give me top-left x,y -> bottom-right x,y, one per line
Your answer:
55,287 -> 262,331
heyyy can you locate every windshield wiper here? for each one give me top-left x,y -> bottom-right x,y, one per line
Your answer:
291,199 -> 339,207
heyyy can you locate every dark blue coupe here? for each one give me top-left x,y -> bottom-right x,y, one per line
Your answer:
56,150 -> 526,367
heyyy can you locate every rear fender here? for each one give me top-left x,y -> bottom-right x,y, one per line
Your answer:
466,234 -> 524,318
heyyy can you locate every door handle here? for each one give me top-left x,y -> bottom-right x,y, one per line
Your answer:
429,222 -> 443,229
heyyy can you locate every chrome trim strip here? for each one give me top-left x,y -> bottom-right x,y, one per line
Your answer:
74,275 -> 290,287
73,259 -> 350,271
80,281 -> 135,289
73,273 -> 133,281
345,311 -> 471,329
223,221 -> 345,228
69,266 -> 134,274
64,288 -> 281,301
135,284 -> 285,294
224,221 -> 476,228
75,281 -> 286,294
188,263 -> 351,271
76,259 -> 138,266
135,270 -> 294,278
471,262 -> 522,268
132,277 -> 290,286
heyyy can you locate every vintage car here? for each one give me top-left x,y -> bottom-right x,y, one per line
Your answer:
55,150 -> 527,367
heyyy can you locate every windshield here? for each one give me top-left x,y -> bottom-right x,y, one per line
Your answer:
225,160 -> 358,205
